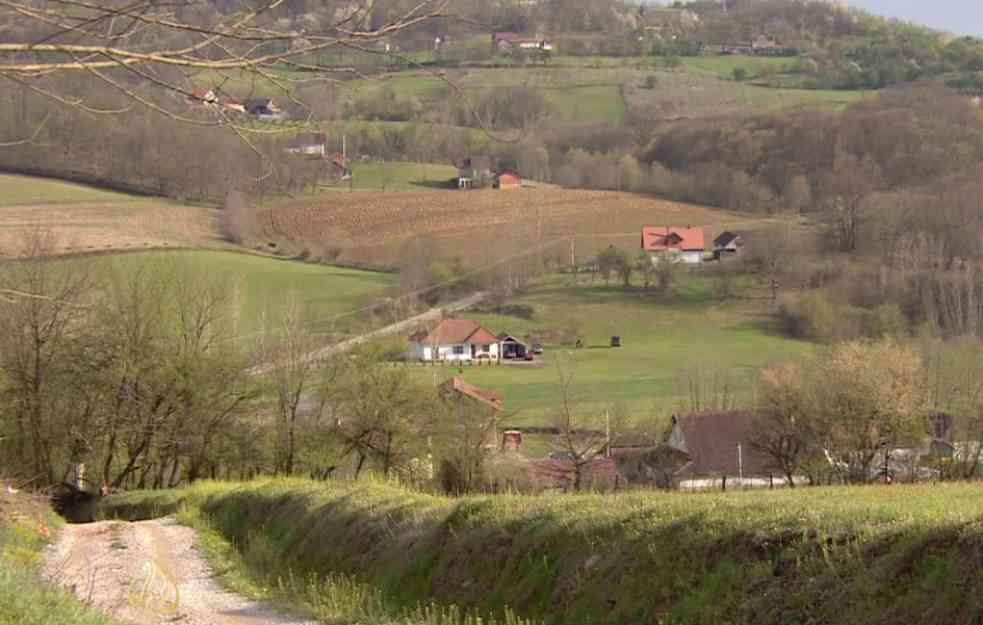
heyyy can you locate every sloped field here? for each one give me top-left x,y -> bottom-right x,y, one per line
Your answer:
260,189 -> 773,268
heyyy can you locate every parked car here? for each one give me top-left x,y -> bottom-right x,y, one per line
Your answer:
531,343 -> 544,354
476,352 -> 492,360
523,352 -> 535,361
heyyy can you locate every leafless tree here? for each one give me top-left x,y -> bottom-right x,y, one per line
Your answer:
0,0 -> 451,135
548,355 -> 608,492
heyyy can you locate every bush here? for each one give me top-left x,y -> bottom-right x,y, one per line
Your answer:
733,67 -> 749,82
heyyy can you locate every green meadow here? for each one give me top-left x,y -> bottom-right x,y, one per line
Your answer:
414,274 -> 810,425
89,251 -> 395,338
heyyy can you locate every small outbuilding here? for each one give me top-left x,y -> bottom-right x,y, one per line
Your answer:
495,169 -> 522,190
499,334 -> 528,359
712,231 -> 745,259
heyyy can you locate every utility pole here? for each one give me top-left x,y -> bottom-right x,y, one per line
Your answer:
570,237 -> 577,284
606,410 -> 611,458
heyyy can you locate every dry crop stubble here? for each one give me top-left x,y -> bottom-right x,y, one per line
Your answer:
260,189 -> 776,267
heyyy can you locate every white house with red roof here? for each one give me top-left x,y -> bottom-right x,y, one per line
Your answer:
641,226 -> 706,265
409,319 -> 501,362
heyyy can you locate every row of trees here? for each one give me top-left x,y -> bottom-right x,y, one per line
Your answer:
750,339 -> 983,485
0,233 -> 509,492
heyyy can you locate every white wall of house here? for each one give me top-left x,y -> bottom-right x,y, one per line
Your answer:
412,342 -> 500,362
649,250 -> 704,266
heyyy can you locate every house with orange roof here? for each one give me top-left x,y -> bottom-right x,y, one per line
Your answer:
409,318 -> 501,362
641,226 -> 706,265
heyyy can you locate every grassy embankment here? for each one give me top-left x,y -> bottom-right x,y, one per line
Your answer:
415,273 -> 809,427
100,477 -> 983,625
0,487 -> 122,625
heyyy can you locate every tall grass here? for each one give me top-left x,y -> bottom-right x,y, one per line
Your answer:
100,477 -> 983,625
0,489 -> 123,625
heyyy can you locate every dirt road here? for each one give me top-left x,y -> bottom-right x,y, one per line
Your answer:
249,290 -> 489,375
44,518 -> 318,625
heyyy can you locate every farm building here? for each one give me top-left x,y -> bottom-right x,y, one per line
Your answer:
188,88 -> 218,106
491,32 -> 553,55
712,231 -> 745,259
501,430 -> 523,451
409,319 -> 500,362
456,156 -> 495,189
288,132 -> 327,157
665,411 -> 775,489
246,97 -> 285,121
499,334 -> 528,359
495,170 -> 522,190
641,226 -> 706,265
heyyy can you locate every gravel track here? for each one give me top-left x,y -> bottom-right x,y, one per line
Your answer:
43,517 -> 319,625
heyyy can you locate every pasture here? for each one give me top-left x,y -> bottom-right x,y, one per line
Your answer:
415,273 -> 809,425
348,161 -> 457,191
0,174 -> 222,257
89,251 -> 396,338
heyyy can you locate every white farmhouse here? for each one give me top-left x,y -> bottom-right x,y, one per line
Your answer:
409,319 -> 500,362
641,226 -> 706,265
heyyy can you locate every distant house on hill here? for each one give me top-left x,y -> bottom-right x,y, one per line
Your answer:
456,156 -> 495,189
220,98 -> 247,114
712,231 -> 745,259
188,88 -> 218,106
641,226 -> 706,265
287,132 -> 327,157
492,32 -> 553,55
495,169 -> 522,190
666,411 -> 774,489
246,97 -> 285,121
409,319 -> 500,362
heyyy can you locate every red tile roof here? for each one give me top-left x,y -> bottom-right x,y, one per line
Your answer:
419,319 -> 499,345
441,376 -> 504,411
530,457 -> 622,489
641,226 -> 706,252
671,411 -> 771,477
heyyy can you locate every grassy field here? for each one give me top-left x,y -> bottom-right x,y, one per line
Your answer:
0,173 -> 142,205
100,477 -> 983,625
87,250 -> 395,338
0,486 -> 122,625
414,273 -> 809,425
348,161 -> 458,191
0,174 -> 222,257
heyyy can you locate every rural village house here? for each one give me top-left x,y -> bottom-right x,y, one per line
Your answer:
491,32 -> 553,55
665,411 -> 774,489
188,88 -> 218,106
409,319 -> 500,362
288,132 -> 327,157
246,97 -> 285,121
456,156 -> 495,188
641,226 -> 706,265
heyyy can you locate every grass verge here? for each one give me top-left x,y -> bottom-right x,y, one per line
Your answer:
100,477 -> 983,625
0,487 -> 122,625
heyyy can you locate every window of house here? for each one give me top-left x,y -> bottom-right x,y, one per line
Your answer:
482,345 -> 490,353
453,345 -> 465,355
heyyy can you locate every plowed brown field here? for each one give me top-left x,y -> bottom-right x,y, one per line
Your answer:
260,189 -> 777,267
